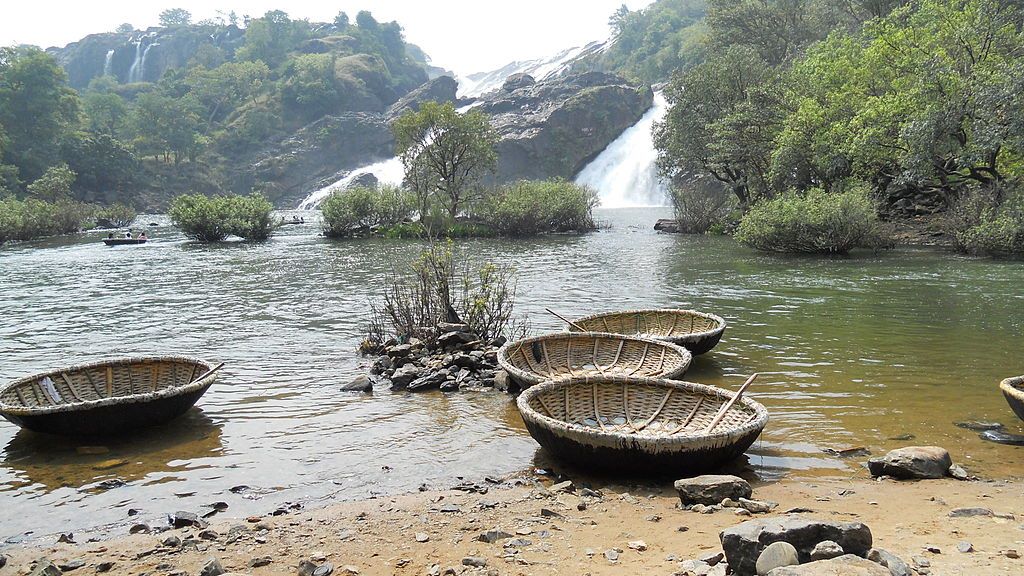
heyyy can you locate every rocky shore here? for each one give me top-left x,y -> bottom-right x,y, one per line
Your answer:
2,471 -> 1022,575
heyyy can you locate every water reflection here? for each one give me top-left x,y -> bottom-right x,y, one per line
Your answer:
2,208 -> 1024,540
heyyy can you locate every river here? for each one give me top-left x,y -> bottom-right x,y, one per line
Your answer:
1,207 -> 1022,542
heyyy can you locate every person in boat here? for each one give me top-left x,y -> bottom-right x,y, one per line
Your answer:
107,233 -> 114,239
124,230 -> 133,238
137,231 -> 148,240
292,215 -> 300,222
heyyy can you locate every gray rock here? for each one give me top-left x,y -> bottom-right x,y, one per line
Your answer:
477,529 -> 513,544
409,370 -> 448,391
298,560 -> 318,576
502,73 -> 536,92
313,562 -> 334,576
169,511 -> 206,529
386,76 -> 458,120
740,498 -> 776,514
94,562 -> 115,573
341,375 -> 373,392
957,541 -> 973,553
162,535 -> 181,547
437,322 -> 471,333
249,556 -> 273,567
654,218 -> 681,233
386,344 -> 414,358
437,331 -> 478,349
604,549 -> 619,562
0,554 -> 6,569
699,551 -> 725,566
866,548 -> 912,576
721,517 -> 873,576
756,542 -> 799,575
810,540 -> 845,561
493,370 -> 511,392
948,507 -> 992,518
198,558 -> 226,576
867,446 -> 952,479
29,560 -> 62,576
948,464 -> 970,480
462,557 -> 486,567
59,559 -> 85,572
390,364 -> 421,388
766,554 -> 890,575
675,475 -> 752,506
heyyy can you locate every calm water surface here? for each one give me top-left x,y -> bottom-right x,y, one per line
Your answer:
1,207 -> 1023,541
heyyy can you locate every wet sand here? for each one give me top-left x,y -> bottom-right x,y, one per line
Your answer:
3,473 -> 1022,575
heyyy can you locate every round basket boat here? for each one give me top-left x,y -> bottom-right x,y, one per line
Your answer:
517,375 -> 769,475
498,332 -> 692,389
0,356 -> 219,436
1000,375 -> 1024,422
569,309 -> 726,355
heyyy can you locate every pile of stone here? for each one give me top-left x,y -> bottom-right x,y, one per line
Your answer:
348,323 -> 512,394
672,475 -> 911,576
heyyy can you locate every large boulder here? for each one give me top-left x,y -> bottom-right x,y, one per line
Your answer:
387,75 -> 459,121
766,554 -> 890,575
866,549 -> 912,576
674,475 -> 752,506
867,446 -> 952,480
721,517 -> 873,576
474,71 -> 652,184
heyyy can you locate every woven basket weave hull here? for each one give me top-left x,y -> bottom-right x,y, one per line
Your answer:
517,375 -> 768,475
0,357 -> 217,436
1001,376 -> 1024,422
498,333 -> 692,390
570,309 -> 726,355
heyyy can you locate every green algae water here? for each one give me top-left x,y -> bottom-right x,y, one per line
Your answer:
1,207 -> 1022,541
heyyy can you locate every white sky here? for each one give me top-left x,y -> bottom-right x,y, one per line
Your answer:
0,0 -> 654,75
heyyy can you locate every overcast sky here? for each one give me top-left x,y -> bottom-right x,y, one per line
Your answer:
0,0 -> 654,75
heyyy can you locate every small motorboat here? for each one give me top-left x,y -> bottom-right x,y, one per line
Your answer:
103,238 -> 147,246
1000,375 -> 1024,421
0,357 -> 221,436
497,332 -> 691,389
517,374 -> 768,474
568,309 -> 727,355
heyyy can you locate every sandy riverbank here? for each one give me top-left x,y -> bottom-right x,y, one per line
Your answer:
2,472 -> 1022,576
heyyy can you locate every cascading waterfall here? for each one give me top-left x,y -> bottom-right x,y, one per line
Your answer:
458,40 -> 607,98
574,92 -> 670,208
127,39 -> 143,82
103,49 -> 114,77
138,43 -> 157,82
297,157 -> 405,209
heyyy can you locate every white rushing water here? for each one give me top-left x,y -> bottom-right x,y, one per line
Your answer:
297,157 -> 405,209
458,40 -> 606,98
103,49 -> 114,77
574,92 -> 670,208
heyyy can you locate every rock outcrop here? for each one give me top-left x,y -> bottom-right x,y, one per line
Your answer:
721,517 -> 873,576
867,446 -> 953,480
387,76 -> 459,121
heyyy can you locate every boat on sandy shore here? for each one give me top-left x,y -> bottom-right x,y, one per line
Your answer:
1000,375 -> 1024,421
0,356 -> 220,436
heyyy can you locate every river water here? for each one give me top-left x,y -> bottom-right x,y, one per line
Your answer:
1,207 -> 1023,542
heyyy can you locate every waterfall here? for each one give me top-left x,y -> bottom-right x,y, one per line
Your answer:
138,43 -> 157,82
297,157 -> 405,209
103,49 -> 114,77
458,40 -> 607,98
127,40 -> 143,82
574,92 -> 670,208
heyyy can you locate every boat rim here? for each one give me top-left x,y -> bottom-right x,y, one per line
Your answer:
516,374 -> 769,447
0,355 -> 216,416
570,308 -> 727,342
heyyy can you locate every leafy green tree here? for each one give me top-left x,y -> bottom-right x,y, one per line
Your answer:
0,47 -> 81,185
707,0 -> 840,65
83,90 -> 129,135
129,92 -> 204,164
159,8 -> 192,27
186,60 -> 269,129
62,134 -> 137,195
393,101 -> 498,219
26,163 -> 76,202
334,11 -> 350,28
236,10 -> 305,69
654,46 -> 783,208
115,23 -> 134,33
280,54 -> 339,120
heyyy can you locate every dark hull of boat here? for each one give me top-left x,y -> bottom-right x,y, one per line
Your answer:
0,382 -> 213,436
103,239 -> 147,246
522,419 -> 762,476
1004,390 -> 1024,422
672,330 -> 725,356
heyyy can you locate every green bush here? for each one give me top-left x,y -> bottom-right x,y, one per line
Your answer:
671,181 -> 738,234
735,187 -> 891,254
0,197 -> 96,245
169,193 -> 275,242
320,185 -> 416,238
474,179 -> 598,237
951,184 -> 1024,257
96,203 -> 137,228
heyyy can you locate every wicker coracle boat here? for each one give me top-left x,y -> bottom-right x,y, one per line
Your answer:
1000,375 -> 1024,422
0,357 -> 221,436
568,309 -> 727,355
517,375 -> 769,474
497,332 -> 692,389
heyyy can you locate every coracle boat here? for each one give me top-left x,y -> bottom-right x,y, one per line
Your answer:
103,238 -> 147,246
0,357 -> 221,436
569,309 -> 726,355
498,332 -> 692,389
517,375 -> 769,474
1000,375 -> 1024,421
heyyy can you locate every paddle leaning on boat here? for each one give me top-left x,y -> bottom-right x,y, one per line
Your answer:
498,307 -> 769,475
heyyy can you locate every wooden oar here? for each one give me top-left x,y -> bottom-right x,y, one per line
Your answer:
703,373 -> 758,433
190,362 -> 225,384
545,308 -> 587,332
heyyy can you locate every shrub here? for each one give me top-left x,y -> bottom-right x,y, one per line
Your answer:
169,193 -> 275,242
950,183 -> 1024,257
321,185 -> 416,238
0,197 -> 96,245
735,187 -> 892,254
474,179 -> 598,236
670,181 -> 737,234
370,242 -> 520,345
96,203 -> 137,228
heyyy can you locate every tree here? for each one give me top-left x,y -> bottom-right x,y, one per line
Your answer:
707,0 -> 840,65
393,101 -> 498,219
159,8 -> 192,27
654,46 -> 783,208
27,164 -> 76,202
83,90 -> 128,135
236,10 -> 303,69
280,54 -> 339,120
115,23 -> 134,34
129,92 -> 204,164
334,11 -> 350,28
186,60 -> 269,129
356,11 -> 379,30
62,134 -> 137,195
